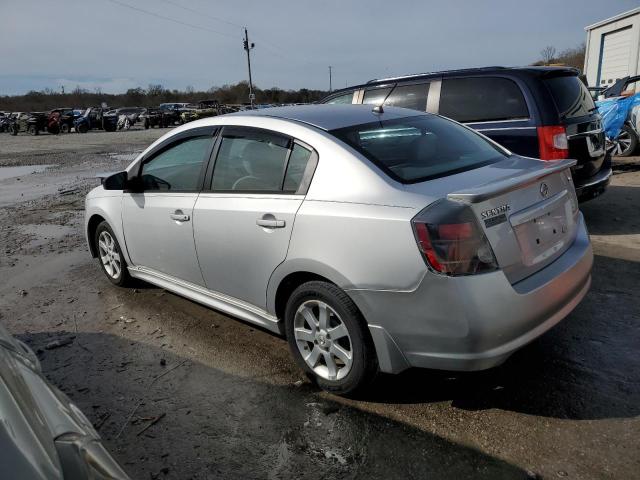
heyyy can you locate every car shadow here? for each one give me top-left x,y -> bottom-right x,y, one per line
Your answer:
361,254 -> 640,422
18,330 -> 530,480
581,184 -> 640,236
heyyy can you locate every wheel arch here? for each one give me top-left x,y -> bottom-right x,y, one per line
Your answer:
87,213 -> 106,257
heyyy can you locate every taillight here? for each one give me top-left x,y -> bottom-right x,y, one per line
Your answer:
411,199 -> 498,276
537,125 -> 568,160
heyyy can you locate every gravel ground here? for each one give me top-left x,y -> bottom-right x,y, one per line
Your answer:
0,128 -> 639,480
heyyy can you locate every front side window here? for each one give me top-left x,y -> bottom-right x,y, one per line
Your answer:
325,92 -> 355,104
330,114 -> 507,183
212,129 -> 290,192
439,77 -> 529,123
141,136 -> 212,191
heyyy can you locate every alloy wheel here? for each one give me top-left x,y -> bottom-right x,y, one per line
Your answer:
293,300 -> 353,381
610,130 -> 632,156
98,230 -> 122,279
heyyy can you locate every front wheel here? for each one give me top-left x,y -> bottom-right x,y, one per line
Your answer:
285,281 -> 378,396
94,221 -> 132,287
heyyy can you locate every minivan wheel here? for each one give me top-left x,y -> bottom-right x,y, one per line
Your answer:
285,281 -> 378,395
94,221 -> 132,287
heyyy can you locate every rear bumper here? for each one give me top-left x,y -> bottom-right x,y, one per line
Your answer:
349,214 -> 593,374
574,155 -> 612,202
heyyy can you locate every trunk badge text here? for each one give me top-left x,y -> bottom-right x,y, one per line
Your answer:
481,204 -> 510,228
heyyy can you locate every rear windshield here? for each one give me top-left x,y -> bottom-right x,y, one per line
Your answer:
544,76 -> 596,119
330,115 -> 507,183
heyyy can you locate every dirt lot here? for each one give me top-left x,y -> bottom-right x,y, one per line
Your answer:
0,128 -> 638,480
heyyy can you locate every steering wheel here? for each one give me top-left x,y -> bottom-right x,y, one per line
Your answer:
232,175 -> 259,190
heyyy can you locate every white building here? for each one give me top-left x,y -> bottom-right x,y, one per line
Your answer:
584,7 -> 640,88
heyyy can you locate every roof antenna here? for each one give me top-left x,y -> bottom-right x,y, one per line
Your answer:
372,83 -> 397,114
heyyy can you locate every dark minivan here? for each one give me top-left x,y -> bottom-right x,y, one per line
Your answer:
321,66 -> 611,201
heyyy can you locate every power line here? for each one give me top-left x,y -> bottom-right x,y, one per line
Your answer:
155,0 -> 243,29
104,0 -> 238,40
144,0 -> 306,65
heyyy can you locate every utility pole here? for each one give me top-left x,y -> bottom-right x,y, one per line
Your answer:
328,66 -> 333,93
243,28 -> 255,109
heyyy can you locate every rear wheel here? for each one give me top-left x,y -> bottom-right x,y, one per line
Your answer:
77,123 -> 89,133
609,124 -> 638,157
94,221 -> 132,287
285,281 -> 378,396
60,123 -> 70,134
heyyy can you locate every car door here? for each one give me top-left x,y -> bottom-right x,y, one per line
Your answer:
193,126 -> 317,309
122,127 -> 216,285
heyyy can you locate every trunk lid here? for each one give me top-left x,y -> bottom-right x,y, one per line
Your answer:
405,156 -> 579,283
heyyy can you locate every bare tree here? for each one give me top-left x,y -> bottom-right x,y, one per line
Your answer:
540,46 -> 557,65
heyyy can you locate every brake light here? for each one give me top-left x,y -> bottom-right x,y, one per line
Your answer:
537,125 -> 568,160
412,200 -> 498,276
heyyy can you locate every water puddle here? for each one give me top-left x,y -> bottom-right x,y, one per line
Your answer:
18,224 -> 75,249
0,164 -> 52,181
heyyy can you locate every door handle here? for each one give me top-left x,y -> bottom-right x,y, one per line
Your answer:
256,216 -> 285,229
170,210 -> 190,222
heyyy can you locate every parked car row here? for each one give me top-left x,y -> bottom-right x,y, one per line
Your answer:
0,100 -> 242,136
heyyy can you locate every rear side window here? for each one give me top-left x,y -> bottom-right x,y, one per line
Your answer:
439,77 -> 529,123
384,83 -> 429,111
544,76 -> 596,119
330,114 -> 507,183
212,130 -> 289,192
283,144 -> 312,192
363,87 -> 393,105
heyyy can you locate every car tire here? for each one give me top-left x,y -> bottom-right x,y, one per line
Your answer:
60,123 -> 70,134
11,125 -> 18,136
285,281 -> 378,396
78,123 -> 89,134
144,119 -> 149,129
611,124 -> 638,157
94,221 -> 132,287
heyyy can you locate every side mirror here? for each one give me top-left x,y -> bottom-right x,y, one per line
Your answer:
102,171 -> 128,190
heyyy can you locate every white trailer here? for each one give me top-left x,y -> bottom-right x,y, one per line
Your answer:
584,7 -> 640,89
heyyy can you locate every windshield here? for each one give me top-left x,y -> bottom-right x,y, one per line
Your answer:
329,115 -> 507,183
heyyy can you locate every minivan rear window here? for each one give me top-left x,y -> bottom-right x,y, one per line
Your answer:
330,115 -> 507,183
544,76 -> 596,119
439,77 -> 529,123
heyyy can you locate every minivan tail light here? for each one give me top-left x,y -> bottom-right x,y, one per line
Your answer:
412,200 -> 498,276
537,125 -> 569,160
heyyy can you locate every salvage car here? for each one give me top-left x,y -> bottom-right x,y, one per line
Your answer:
47,108 -> 77,134
322,66 -> 612,202
0,323 -> 129,479
140,108 -> 172,129
74,107 -> 108,133
85,105 -> 593,395
9,111 -> 47,135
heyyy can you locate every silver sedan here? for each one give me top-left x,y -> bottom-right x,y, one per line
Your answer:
85,105 -> 592,395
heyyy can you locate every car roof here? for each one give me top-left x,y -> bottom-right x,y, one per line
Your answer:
227,104 -> 426,131
325,65 -> 579,98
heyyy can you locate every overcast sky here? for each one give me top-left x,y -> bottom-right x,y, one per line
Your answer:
1,0 -> 638,95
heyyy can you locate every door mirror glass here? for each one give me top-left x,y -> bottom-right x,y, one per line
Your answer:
103,171 -> 128,190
